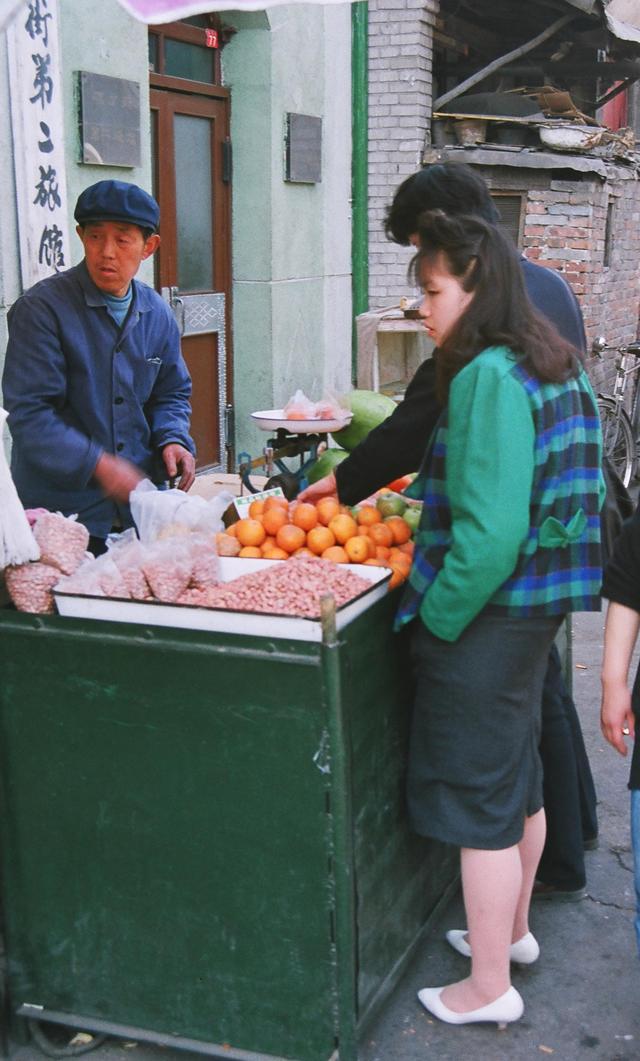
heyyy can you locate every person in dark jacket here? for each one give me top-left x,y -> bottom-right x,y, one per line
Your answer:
601,509 -> 640,957
2,180 -> 195,553
300,162 -> 598,898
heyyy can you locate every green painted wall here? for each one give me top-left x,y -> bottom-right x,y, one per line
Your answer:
223,4 -> 353,464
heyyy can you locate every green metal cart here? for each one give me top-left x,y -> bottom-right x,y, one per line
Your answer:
0,593 -> 457,1061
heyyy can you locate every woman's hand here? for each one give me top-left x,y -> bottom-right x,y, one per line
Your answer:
600,679 -> 635,756
298,472 -> 338,503
601,601 -> 640,756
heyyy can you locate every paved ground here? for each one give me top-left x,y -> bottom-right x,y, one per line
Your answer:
4,610 -> 639,1061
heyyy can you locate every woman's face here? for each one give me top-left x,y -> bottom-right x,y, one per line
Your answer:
417,253 -> 474,346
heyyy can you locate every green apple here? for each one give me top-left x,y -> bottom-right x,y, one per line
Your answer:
402,505 -> 422,534
376,492 -> 407,519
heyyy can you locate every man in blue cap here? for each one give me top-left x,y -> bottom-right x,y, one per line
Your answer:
2,179 -> 196,552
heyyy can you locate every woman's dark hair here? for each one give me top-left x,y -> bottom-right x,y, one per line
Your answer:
411,210 -> 581,402
385,163 -> 500,244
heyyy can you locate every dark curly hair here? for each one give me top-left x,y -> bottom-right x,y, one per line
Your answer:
385,162 -> 500,244
411,210 -> 581,402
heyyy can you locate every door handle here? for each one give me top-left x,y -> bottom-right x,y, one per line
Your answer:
168,286 -> 185,336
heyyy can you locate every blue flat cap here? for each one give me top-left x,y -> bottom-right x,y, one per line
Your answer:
74,180 -> 160,231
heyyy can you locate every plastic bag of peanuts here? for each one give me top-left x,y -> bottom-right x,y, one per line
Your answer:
4,510 -> 91,613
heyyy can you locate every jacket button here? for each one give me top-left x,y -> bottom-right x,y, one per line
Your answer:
116,443 -> 124,452
114,397 -> 124,405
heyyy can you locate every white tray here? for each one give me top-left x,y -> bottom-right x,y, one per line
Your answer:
251,409 -> 352,433
54,557 -> 391,643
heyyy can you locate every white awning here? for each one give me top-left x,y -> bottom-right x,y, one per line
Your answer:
0,0 -> 357,35
118,0 -> 357,20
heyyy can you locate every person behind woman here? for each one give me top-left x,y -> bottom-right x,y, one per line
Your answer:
600,510 -> 640,959
398,210 -> 603,1027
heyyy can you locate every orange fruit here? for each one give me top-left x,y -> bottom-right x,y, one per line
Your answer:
316,496 -> 341,526
225,521 -> 238,538
384,515 -> 412,545
263,496 -> 289,514
292,502 -> 319,532
262,506 -> 289,536
263,546 -> 288,560
388,568 -> 406,590
262,535 -> 277,550
356,505 -> 382,527
238,545 -> 262,558
322,545 -> 348,564
399,541 -> 414,556
249,498 -> 266,519
375,545 -> 391,563
368,522 -> 394,549
344,535 -> 371,564
328,513 -> 358,545
293,547 -> 315,557
307,525 -> 336,555
276,524 -> 307,554
364,557 -> 386,566
389,548 -> 412,574
235,518 -> 267,548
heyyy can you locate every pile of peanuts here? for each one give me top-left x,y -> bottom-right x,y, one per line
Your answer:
187,555 -> 372,618
5,513 -> 90,613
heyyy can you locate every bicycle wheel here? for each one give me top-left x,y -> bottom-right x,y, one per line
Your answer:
597,396 -> 635,487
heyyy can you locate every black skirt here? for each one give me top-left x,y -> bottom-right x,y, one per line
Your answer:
408,612 -> 562,850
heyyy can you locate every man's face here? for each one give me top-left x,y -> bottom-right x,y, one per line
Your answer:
77,221 -> 160,297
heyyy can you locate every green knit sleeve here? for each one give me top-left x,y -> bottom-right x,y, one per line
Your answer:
420,352 -> 534,641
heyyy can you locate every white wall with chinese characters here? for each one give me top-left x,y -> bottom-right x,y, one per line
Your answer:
0,0 -> 153,462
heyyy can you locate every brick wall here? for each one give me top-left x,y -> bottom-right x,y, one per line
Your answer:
367,0 -> 438,309
519,172 -> 640,394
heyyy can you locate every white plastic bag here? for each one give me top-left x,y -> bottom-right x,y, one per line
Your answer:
129,480 -> 234,544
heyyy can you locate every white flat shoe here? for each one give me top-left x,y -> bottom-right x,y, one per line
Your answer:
446,929 -> 540,965
418,985 -> 524,1028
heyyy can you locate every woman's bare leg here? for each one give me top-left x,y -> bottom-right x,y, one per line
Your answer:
513,808 -> 546,940
440,844 -> 521,1012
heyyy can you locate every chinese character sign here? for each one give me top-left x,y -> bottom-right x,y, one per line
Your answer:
8,0 -> 70,289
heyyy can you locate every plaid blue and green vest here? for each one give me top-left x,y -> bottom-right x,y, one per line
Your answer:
396,351 -> 604,635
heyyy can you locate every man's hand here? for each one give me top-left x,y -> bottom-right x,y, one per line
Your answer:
93,452 -> 144,502
297,472 -> 338,504
162,443 -> 196,492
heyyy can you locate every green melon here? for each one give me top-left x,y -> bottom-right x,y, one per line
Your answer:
330,390 -> 397,451
306,447 -> 349,484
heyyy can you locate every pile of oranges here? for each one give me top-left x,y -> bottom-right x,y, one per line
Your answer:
219,495 -> 415,589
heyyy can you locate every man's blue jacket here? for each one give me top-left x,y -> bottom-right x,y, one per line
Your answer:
2,261 -> 194,536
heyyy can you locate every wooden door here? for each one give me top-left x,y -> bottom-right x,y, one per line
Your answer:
150,88 -> 232,471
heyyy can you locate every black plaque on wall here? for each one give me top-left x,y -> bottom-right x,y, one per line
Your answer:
79,72 -> 141,168
285,113 -> 322,184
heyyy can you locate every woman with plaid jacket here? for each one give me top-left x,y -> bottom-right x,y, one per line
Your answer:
399,210 -> 604,1030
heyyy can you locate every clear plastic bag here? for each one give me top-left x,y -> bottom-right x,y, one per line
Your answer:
33,511 -> 90,575
283,389 -> 350,422
130,480 -> 234,544
5,562 -> 61,613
